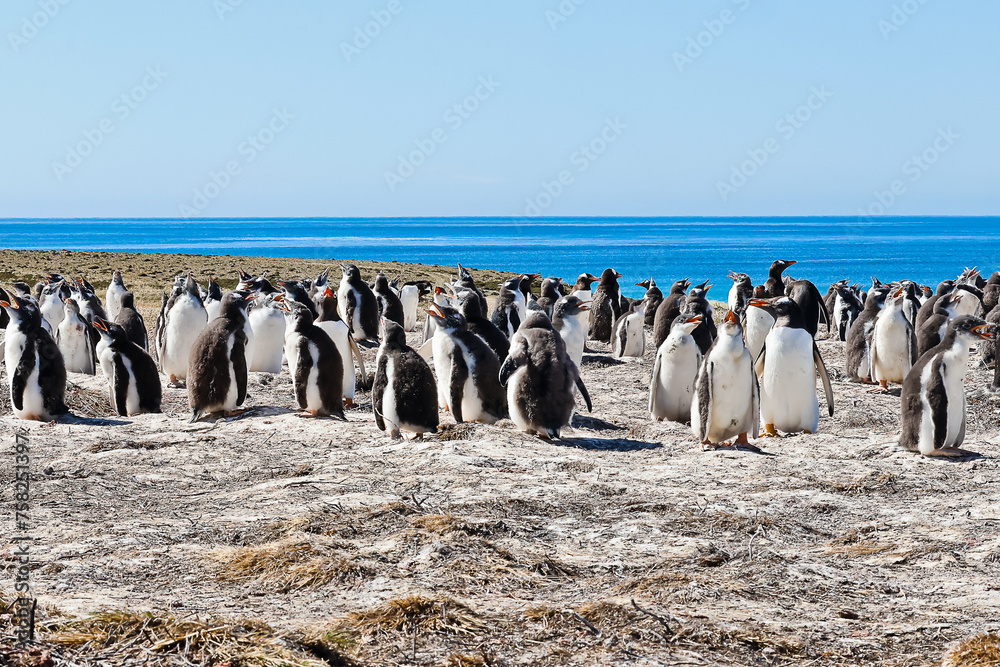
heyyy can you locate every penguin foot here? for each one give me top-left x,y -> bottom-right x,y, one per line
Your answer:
803,430 -> 814,435
412,432 -> 424,441
700,440 -> 716,451
389,429 -> 402,440
867,382 -> 891,394
925,447 -> 979,458
223,408 -> 249,419
167,374 -> 187,389
343,398 -> 356,410
762,424 -> 779,438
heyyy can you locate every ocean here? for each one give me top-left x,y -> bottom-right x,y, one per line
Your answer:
2,216 -> 998,299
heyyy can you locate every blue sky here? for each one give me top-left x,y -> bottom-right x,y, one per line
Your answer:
1,0 -> 997,218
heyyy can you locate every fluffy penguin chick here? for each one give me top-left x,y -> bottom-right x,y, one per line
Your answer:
1,293 -> 68,421
649,314 -> 702,424
57,298 -> 96,375
187,291 -> 253,422
612,300 -> 646,358
283,300 -> 346,419
500,311 -> 592,438
160,274 -> 208,386
247,292 -> 286,373
869,287 -> 917,393
552,295 -> 589,371
373,318 -> 438,439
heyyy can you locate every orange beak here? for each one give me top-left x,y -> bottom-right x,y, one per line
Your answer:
724,310 -> 737,324
426,303 -> 444,318
2,299 -> 17,309
686,315 -> 702,324
972,324 -> 995,340
749,299 -> 769,308
94,320 -> 107,332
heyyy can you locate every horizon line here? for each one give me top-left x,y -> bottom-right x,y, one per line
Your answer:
1,215 -> 999,222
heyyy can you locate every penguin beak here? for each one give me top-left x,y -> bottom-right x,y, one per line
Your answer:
324,286 -> 334,297
0,300 -> 10,309
893,288 -> 903,298
972,324 -> 995,340
272,293 -> 285,302
686,315 -> 702,324
577,304 -> 590,311
615,272 -> 623,279
93,319 -> 107,332
787,261 -> 798,266
724,310 -> 737,324
749,299 -> 769,308
704,284 -> 712,293
244,293 -> 257,301
426,304 -> 444,319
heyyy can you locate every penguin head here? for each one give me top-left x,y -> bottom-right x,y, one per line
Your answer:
44,272 -> 64,285
11,281 -> 33,297
688,280 -> 711,299
410,280 -> 433,297
522,310 -> 553,331
219,290 -> 255,319
670,313 -> 702,336
749,296 -> 803,325
518,273 -> 541,295
935,279 -> 955,296
93,317 -> 128,345
381,317 -> 407,348
278,280 -> 308,302
457,290 -> 483,320
599,268 -> 622,286
426,303 -> 466,332
719,309 -> 744,339
502,277 -> 521,292
669,279 -> 690,295
950,315 -> 997,342
340,263 -> 362,284
315,267 -> 330,287
635,279 -> 651,290
318,286 -> 341,321
728,272 -> 751,288
553,295 -> 588,321
284,299 -> 315,330
374,273 -> 390,292
752,284 -> 766,298
1,294 -> 42,330
183,274 -> 200,297
111,270 -> 124,287
769,260 -> 797,276
62,297 -> 82,317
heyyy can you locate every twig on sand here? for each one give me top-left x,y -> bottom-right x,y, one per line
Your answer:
562,609 -> 601,637
631,599 -> 672,637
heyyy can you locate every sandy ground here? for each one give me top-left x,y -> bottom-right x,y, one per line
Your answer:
0,255 -> 998,666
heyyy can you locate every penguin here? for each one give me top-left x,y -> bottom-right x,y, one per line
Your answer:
57,298 -> 96,375
953,282 -> 983,318
338,263 -> 379,341
154,274 -> 183,363
901,315 -> 997,457
427,303 -> 506,424
38,279 -> 70,333
981,272 -> 1000,314
246,292 -> 286,374
649,314 -> 703,424
750,297 -> 834,435
420,287 -> 453,353
457,290 -> 510,363
500,311 -> 592,438
636,278 -> 663,327
916,280 -> 956,330
281,300 -> 346,419
373,318 -> 438,438
277,280 -> 319,319
114,291 -> 148,350
727,272 -> 753,320
763,260 -> 796,297
454,263 -> 489,316
869,287 -> 918,393
588,268 -> 623,343
70,279 -> 107,324
490,283 -> 521,339
833,283 -> 864,342
552,295 -> 589,371
612,299 -> 646,358
158,274 -> 208,387
203,276 -> 223,320
1,293 -> 68,421
684,281 -> 717,354
787,279 -> 831,338
918,284 -> 933,305
743,285 -> 774,363
534,277 -> 564,320
915,291 -> 964,356
652,279 -> 691,349
692,310 -> 760,450
398,280 -> 432,332
187,290 -> 254,421
373,272 -> 405,326
316,286 -> 366,407
844,289 -> 887,383
570,273 -> 599,303
308,268 -> 330,304
823,280 -> 843,320
516,273 -> 540,322
92,317 -> 161,416
237,269 -> 278,295
897,281 -> 922,327
105,270 -> 129,321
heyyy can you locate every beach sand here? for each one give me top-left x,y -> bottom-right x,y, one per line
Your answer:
0,250 -> 998,666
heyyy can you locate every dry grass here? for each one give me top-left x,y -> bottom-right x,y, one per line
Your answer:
944,633 -> 1000,667
338,595 -> 487,637
212,536 -> 374,592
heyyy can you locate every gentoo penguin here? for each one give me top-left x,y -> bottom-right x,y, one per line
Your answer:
454,263 -> 489,316
869,287 -> 918,393
692,310 -> 760,449
612,300 -> 646,358
457,291 -> 510,363
373,273 -> 404,326
490,285 -> 521,339
308,267 -> 330,304
570,273 -> 599,303
915,291 -> 963,356
158,274 -> 208,387
92,318 -> 161,416
953,282 -> 983,318
588,268 -> 623,343
187,290 -> 254,421
105,271 -> 129,321
684,281 -> 717,354
652,279 -> 691,349
636,279 -> 663,327
316,286 -> 366,407
897,281 -> 922,327
751,297 -> 834,435
901,315 -> 997,457
727,272 -> 753,320
844,289 -> 887,383
246,292 -> 286,374
981,272 -> 1000,314
398,280 -> 432,332
763,260 -> 796,297
282,300 -> 345,419
338,264 -> 379,341
38,280 -> 70,333
500,311 -> 592,438
918,284 -> 933,305
114,291 -> 148,350
516,273 -> 541,322
277,280 -> 319,319
154,275 -> 183,363
552,295 -> 589,371
237,269 -> 278,295
57,298 -> 96,374
743,285 -> 774,363
787,279 -> 830,338
427,303 -> 506,424
823,280 -> 843,320
535,277 -> 564,320
70,279 -> 107,324
203,277 -> 223,320
373,318 -> 438,438
916,280 -> 956,330
833,283 -> 864,342
1,293 -> 68,421
649,314 -> 703,424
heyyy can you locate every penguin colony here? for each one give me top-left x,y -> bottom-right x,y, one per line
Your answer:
2,261 -> 998,457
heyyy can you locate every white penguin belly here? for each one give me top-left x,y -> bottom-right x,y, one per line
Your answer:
305,342 -> 323,412
558,318 -> 586,370
122,355 -> 142,415
622,314 -> 644,357
249,310 -> 285,373
872,313 -> 911,383
40,299 -> 64,332
745,310 -> 774,362
702,350 -> 755,442
456,341 -> 487,422
759,328 -> 818,433
942,345 -> 969,448
381,355 -> 400,430
400,287 -> 419,331
16,361 -> 46,420
432,334 -> 453,410
650,337 -> 699,422
163,295 -> 207,379
206,300 -> 221,321
318,321 -> 355,399
507,365 -> 532,431
59,323 -> 93,374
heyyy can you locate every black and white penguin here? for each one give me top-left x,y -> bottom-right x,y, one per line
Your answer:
237,269 -> 278,295
844,289 -> 887,383
692,310 -> 760,449
457,290 -> 510,363
282,300 -> 346,419
787,279 -> 830,337
901,315 -> 997,457
154,275 -> 183,363
427,303 -> 506,424
105,270 -> 129,321
652,279 -> 691,349
649,314 -> 702,424
534,277 -> 564,320
570,273 -> 599,303
588,268 -> 623,343
1,293 -> 68,421
516,273 -> 540,322
373,318 -> 438,438
187,290 -> 253,421
454,263 -> 489,316
869,287 -> 918,393
114,291 -> 148,350
743,284 -> 774,363
915,291 -> 964,356
897,281 -> 922,327
307,267 -> 330,304
727,272 -> 753,320
552,295 -> 589,371
833,283 -> 864,342
500,311 -> 592,438
490,283 -> 521,339
916,280 -> 956,330
684,281 -> 717,354
159,274 -> 208,387
612,299 -> 646,358
278,280 -> 318,318
38,279 -> 69,334
373,273 -> 405,326
954,282 -> 984,318
57,298 -> 96,374
70,278 -> 107,325
316,286 -> 366,406
338,264 -> 379,341
397,280 -> 432,332
247,292 -> 286,374
750,297 -> 833,435
93,317 -> 161,416
203,276 -> 224,320
635,278 -> 663,327
763,260 -> 796,297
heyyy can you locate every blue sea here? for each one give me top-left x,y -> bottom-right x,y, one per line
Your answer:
2,216 -> 997,299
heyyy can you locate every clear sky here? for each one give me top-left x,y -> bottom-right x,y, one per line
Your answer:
1,0 -> 997,218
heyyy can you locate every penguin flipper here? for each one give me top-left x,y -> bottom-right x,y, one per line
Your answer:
349,335 -> 367,384
498,354 -> 519,387
112,354 -> 129,417
695,361 -> 712,441
189,409 -> 206,423
813,342 -> 834,417
372,353 -> 387,432
232,333 -> 248,407
416,339 -> 433,361
648,353 -> 662,417
753,343 -> 767,379
293,339 -> 310,409
750,361 -> 760,439
345,290 -> 358,334
450,353 -> 468,423
575,375 -> 593,413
